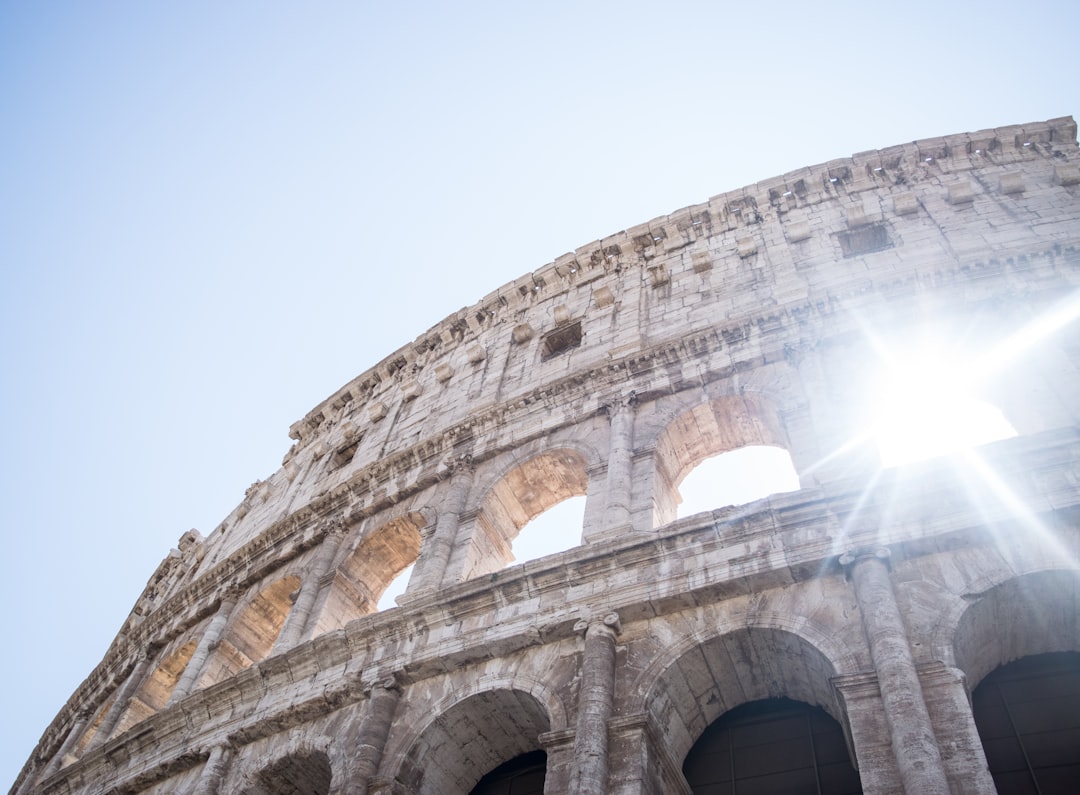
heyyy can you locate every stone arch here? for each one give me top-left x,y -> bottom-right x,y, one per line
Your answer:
463,431 -> 603,511
311,512 -> 425,633
462,447 -> 591,580
951,568 -> 1080,692
233,739 -> 336,795
196,574 -> 302,688
112,638 -> 198,735
389,687 -> 553,795
651,392 -> 794,526
640,624 -> 848,767
927,538 -> 1080,665
244,751 -> 332,795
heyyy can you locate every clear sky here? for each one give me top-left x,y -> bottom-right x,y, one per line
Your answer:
2,1 -> 1076,788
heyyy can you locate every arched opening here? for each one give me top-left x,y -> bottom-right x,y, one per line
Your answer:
510,495 -> 586,566
953,570 -> 1080,691
112,639 -> 198,735
377,562 -> 414,611
972,652 -> 1080,794
675,445 -> 800,518
653,394 -> 794,526
470,750 -> 547,795
243,749 -> 333,795
645,627 -> 844,770
196,574 -> 301,688
312,513 -> 423,633
396,689 -> 551,794
465,449 -> 588,580
683,698 -> 862,794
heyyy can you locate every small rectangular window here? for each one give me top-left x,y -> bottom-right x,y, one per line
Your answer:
838,223 -> 892,257
330,440 -> 360,469
541,322 -> 583,359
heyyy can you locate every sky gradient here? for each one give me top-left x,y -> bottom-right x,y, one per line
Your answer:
2,2 -> 1077,788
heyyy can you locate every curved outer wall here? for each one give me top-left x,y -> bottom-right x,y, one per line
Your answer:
14,116 -> 1080,794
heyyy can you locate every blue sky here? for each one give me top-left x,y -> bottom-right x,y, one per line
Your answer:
2,1 -> 1077,788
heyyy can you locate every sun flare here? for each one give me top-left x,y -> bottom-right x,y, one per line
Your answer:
872,350 -> 1016,468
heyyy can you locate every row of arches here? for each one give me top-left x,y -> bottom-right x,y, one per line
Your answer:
379,656 -> 1078,794
211,569 -> 1080,794
69,376 -> 1029,758
108,395 -> 805,738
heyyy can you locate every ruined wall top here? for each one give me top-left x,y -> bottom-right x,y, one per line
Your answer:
164,116 -> 1078,571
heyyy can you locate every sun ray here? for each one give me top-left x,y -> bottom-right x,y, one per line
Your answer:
959,449 -> 1080,571
969,289 -> 1080,383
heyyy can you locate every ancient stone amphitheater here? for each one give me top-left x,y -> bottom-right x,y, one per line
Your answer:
15,117 -> 1080,795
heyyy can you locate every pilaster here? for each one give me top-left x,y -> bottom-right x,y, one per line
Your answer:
572,611 -> 621,794
592,395 -> 637,541
273,519 -> 347,653
168,588 -> 242,705
840,547 -> 950,794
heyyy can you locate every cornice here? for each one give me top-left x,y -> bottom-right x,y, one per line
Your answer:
290,117 -> 1077,441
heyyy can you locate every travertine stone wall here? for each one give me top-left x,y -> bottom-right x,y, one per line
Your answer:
13,117 -> 1080,795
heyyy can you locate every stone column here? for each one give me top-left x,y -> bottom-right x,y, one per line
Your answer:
85,648 -> 156,751
918,662 -> 997,795
832,671 -> 903,792
840,548 -> 950,794
572,612 -> 621,794
272,521 -> 347,653
168,589 -> 241,705
42,708 -> 93,777
407,456 -> 473,593
345,674 -> 403,795
538,729 -> 575,795
192,743 -> 233,795
599,395 -> 637,538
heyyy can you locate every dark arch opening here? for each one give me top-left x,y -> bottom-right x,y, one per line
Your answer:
246,749 -> 333,795
682,698 -> 862,795
469,750 -> 546,795
972,651 -> 1080,794
397,688 -> 551,794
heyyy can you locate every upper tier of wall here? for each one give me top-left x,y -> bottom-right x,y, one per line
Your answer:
196,116 -> 1079,567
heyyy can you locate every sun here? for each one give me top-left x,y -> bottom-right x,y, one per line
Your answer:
872,350 -> 1016,468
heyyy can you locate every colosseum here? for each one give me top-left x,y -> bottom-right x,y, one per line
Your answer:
13,117 -> 1080,795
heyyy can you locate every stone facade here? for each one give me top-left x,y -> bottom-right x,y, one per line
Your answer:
13,117 -> 1080,794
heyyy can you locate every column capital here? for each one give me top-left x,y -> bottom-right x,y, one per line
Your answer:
574,611 -> 621,636
362,669 -> 404,697
446,453 -> 474,476
197,740 -> 236,758
600,391 -> 638,417
321,516 -> 349,540
838,546 -> 891,573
